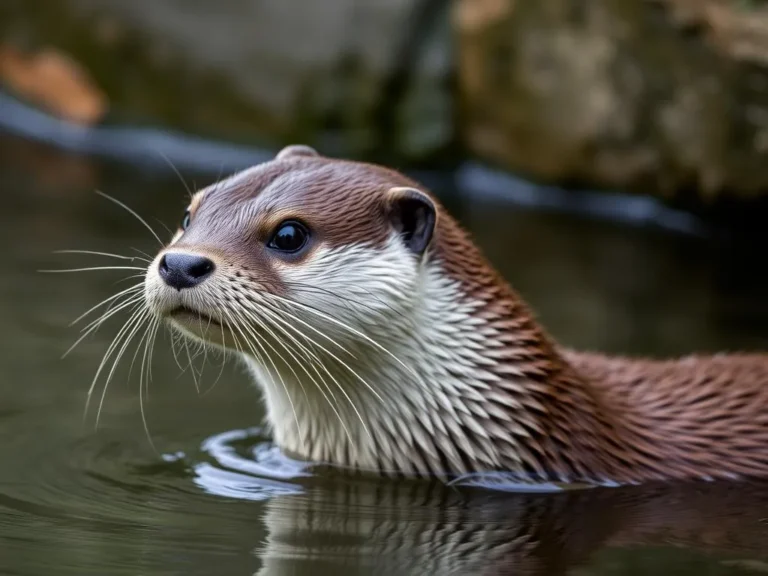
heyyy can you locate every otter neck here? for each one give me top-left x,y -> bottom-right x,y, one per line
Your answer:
242,234 -> 628,484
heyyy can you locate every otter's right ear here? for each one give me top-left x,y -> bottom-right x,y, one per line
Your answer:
386,187 -> 437,256
276,144 -> 320,160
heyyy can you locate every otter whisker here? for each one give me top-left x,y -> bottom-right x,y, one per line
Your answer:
224,307 -> 305,444
85,302 -> 146,414
183,337 -> 201,393
263,293 -> 418,380
155,148 -> 195,200
114,273 -> 149,287
155,219 -> 173,237
75,287 -> 144,333
88,305 -> 149,428
239,303 -> 359,446
253,297 -> 386,405
195,301 -> 218,383
198,321 -> 229,397
236,305 -> 312,403
252,303 -> 369,443
283,283 -> 366,317
258,296 -> 357,359
64,292 -> 145,359
203,315 -> 248,401
53,249 -> 152,264
95,190 -> 164,246
166,327 -> 204,381
145,313 -> 162,401
69,283 -> 144,328
137,315 -> 160,452
223,308 -> 304,443
287,281 -> 407,321
131,247 -> 155,261
75,293 -> 145,342
222,316 -> 245,357
181,294 -> 209,387
167,328 -> 186,374
39,266 -> 147,273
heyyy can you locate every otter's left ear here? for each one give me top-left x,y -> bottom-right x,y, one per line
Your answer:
386,186 -> 436,255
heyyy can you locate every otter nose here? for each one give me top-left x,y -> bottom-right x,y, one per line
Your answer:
158,253 -> 215,290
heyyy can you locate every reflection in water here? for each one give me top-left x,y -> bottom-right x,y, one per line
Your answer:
198,428 -> 768,576
2,132 -> 768,575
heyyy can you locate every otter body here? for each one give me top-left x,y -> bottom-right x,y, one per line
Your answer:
142,145 -> 768,485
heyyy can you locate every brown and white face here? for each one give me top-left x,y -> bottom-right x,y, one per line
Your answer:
143,145 -> 439,359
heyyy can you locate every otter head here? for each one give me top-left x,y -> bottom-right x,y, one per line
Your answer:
144,144 -> 438,348
143,145 -> 474,471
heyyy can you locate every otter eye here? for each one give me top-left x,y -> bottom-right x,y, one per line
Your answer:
268,221 -> 309,253
181,209 -> 191,231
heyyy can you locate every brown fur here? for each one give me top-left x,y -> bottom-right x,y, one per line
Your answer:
166,146 -> 768,484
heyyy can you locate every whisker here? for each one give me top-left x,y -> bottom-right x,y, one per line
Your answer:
155,148 -> 195,198
195,307 -> 216,383
237,305 -> 316,409
251,297 -> 386,405
83,302 -> 145,399
95,189 -> 164,246
145,314 -> 162,402
69,283 -> 143,327
39,266 -> 146,273
199,327 -> 229,398
184,338 -> 201,393
63,292 -> 145,359
287,281 -> 406,320
167,328 -> 186,374
155,220 -> 173,237
77,292 -> 145,336
249,304 -> 363,444
222,307 -> 304,443
223,317 -> 245,357
86,305 -> 148,427
264,292 -> 418,379
138,316 -> 160,453
258,297 -> 357,359
114,273 -> 148,286
131,247 -> 155,261
53,249 -> 152,264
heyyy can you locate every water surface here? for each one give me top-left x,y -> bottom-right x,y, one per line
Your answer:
2,133 -> 768,575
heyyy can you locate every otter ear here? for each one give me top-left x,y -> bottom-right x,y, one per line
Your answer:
386,186 -> 436,255
276,144 -> 319,160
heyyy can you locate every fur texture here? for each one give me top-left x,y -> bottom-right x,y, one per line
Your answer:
143,146 -> 768,485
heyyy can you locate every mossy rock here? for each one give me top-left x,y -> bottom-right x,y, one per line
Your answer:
456,0 -> 768,200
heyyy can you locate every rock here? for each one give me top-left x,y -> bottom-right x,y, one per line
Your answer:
0,0 -> 453,163
455,0 -> 768,200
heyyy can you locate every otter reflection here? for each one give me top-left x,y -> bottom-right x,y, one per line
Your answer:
253,477 -> 768,576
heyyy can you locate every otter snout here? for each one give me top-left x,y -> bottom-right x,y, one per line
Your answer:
158,253 -> 215,291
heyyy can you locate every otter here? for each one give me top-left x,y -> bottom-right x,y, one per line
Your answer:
143,144 -> 768,485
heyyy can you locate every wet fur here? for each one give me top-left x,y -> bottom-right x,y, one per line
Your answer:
144,145 -> 768,485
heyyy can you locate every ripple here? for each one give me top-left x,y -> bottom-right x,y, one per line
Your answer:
0,429 -> 193,524
192,427 -> 607,500
194,427 -> 308,502
0,418 -> 278,574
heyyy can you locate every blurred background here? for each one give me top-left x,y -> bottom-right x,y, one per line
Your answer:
2,0 -> 768,575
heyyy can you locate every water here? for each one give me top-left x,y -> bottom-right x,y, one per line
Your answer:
2,131 -> 768,575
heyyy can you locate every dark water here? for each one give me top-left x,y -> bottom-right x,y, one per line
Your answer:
2,132 -> 768,575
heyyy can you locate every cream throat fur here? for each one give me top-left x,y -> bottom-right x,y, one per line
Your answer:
242,236 -> 528,478
140,144 -> 768,485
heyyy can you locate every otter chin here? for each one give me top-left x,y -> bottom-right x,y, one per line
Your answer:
142,144 -> 768,485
